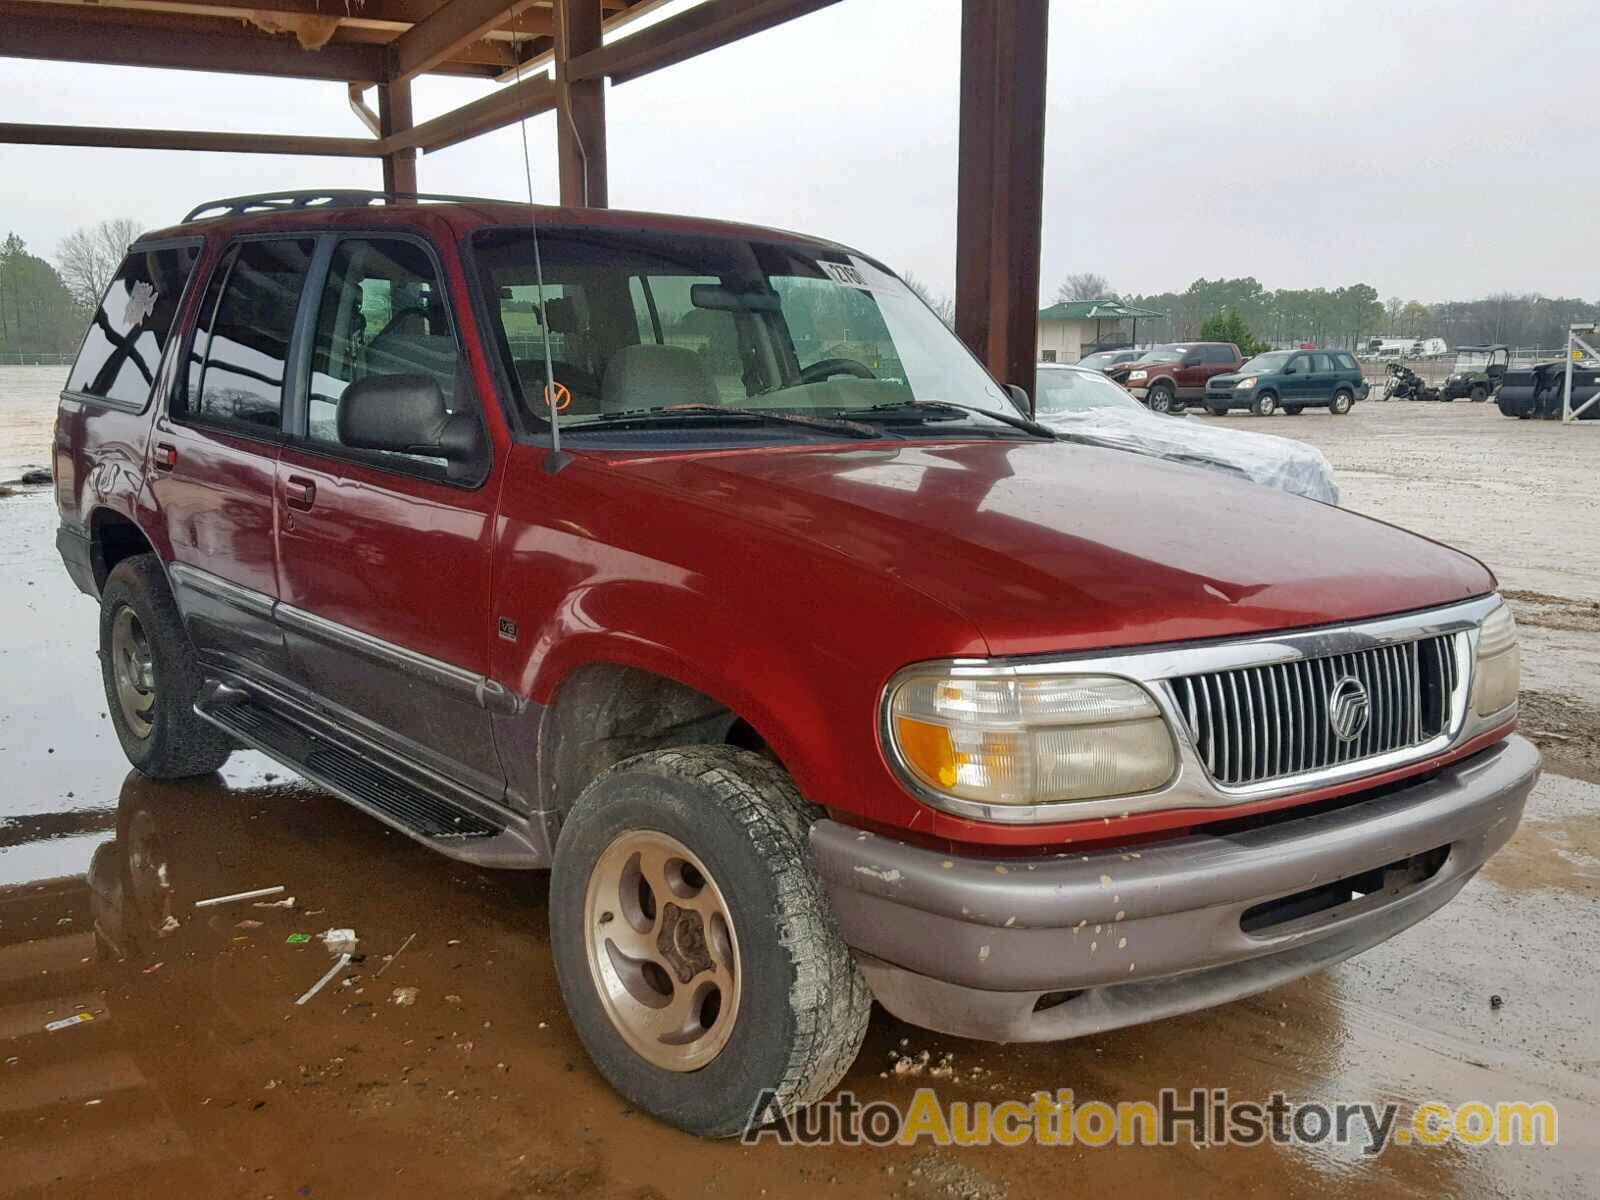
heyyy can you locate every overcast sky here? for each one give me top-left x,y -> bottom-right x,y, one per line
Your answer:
3,0 -> 1596,303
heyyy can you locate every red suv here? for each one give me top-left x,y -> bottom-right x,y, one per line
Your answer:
55,192 -> 1536,1137
1108,341 -> 1244,413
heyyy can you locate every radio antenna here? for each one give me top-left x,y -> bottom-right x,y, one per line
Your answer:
511,12 -> 561,456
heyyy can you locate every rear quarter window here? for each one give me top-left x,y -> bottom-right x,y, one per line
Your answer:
1335,352 -> 1359,370
66,242 -> 201,408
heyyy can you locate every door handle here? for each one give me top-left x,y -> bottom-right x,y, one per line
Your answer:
154,442 -> 177,471
284,475 -> 317,511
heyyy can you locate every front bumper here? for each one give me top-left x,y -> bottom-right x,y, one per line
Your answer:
1126,385 -> 1149,399
812,736 -> 1538,1041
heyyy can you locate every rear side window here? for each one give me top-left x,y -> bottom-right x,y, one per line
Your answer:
180,238 -> 314,432
1311,353 -> 1334,371
1206,346 -> 1235,364
66,242 -> 200,407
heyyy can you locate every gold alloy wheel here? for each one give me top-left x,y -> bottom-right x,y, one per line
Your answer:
583,829 -> 742,1072
111,605 -> 157,739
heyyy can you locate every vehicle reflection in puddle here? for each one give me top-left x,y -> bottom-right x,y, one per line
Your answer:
0,769 -> 1596,1198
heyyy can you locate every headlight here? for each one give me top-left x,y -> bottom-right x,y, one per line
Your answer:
1128,370 -> 1148,381
884,672 -> 1176,811
1234,376 -> 1257,389
1471,602 -> 1520,717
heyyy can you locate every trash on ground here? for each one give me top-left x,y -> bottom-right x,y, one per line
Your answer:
236,919 -> 263,930
45,1013 -> 95,1032
295,953 -> 353,1007
321,928 -> 358,953
391,986 -> 419,1007
141,961 -> 164,975
286,933 -> 312,946
375,932 -> 416,977
157,914 -> 180,937
194,885 -> 286,909
253,896 -> 297,909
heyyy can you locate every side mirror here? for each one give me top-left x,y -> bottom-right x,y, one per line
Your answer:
1006,383 -> 1032,416
338,374 -> 481,464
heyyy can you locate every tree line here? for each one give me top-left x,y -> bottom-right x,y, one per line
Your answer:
1057,274 -> 1599,352
1,219 -> 144,357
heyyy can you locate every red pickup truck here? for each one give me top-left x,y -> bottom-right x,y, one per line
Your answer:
55,192 -> 1536,1137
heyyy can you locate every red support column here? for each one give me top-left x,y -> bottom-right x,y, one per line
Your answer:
555,0 -> 608,207
954,0 -> 1049,411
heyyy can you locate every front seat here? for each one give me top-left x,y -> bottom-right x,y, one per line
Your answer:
601,343 -> 719,415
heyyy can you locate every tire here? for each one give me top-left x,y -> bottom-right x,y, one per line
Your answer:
1251,391 -> 1278,417
1206,403 -> 1229,417
1330,389 -> 1354,415
1146,383 -> 1175,414
549,746 -> 872,1138
1284,405 -> 1304,416
99,555 -> 234,778
1469,384 -> 1488,403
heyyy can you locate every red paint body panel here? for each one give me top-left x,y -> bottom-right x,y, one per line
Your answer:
61,199 -> 1506,853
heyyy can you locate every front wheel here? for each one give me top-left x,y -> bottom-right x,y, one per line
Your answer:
99,555 -> 234,778
1251,391 -> 1278,416
1330,389 -> 1354,415
1146,383 -> 1175,414
549,746 -> 871,1138
1469,384 -> 1489,403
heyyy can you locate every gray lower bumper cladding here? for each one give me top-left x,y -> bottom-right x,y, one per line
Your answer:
811,736 -> 1539,1041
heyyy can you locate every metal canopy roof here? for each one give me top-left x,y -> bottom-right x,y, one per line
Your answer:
1037,299 -> 1167,322
1,0 -> 1054,405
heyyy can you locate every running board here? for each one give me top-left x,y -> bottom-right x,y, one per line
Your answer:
195,683 -> 548,869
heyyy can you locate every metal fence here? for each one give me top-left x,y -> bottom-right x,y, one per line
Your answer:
0,352 -> 73,367
1356,348 -> 1565,387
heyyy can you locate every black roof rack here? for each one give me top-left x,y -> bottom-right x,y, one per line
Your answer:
182,190 -> 516,224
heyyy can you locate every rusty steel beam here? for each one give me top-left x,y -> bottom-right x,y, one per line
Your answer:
386,0 -> 536,84
0,121 -> 384,157
954,0 -> 1049,408
2,4 -> 390,80
8,0 -> 465,35
555,0 -> 606,206
378,79 -> 419,192
385,72 -> 558,155
565,0 -> 843,86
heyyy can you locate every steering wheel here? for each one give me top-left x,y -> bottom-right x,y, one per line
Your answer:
800,357 -> 875,384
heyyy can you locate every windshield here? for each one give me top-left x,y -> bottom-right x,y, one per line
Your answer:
1076,350 -> 1127,371
1034,368 -> 1142,415
470,227 -> 1016,440
1453,351 -> 1491,371
1136,345 -> 1185,363
1239,351 -> 1293,373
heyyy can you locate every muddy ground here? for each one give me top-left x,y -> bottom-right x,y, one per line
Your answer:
2,370 -> 1597,1197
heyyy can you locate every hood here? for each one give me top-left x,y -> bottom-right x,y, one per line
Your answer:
602,440 -> 1493,658
1208,372 -> 1246,388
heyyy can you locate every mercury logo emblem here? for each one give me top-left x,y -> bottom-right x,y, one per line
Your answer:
1327,675 -> 1370,742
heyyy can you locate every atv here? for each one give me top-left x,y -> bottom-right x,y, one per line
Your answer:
1438,345 -> 1509,402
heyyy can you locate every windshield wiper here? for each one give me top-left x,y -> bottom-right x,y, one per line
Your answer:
847,399 -> 1055,439
588,404 -> 884,439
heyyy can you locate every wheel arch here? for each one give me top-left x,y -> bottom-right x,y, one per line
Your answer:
88,507 -> 159,593
533,652 -> 804,819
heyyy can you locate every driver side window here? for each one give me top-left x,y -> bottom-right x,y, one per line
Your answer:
308,238 -> 459,454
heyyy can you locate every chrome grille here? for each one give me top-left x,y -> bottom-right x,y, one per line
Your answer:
1171,634 -> 1464,788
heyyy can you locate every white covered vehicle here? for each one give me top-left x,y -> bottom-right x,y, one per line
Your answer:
1034,363 -> 1340,504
